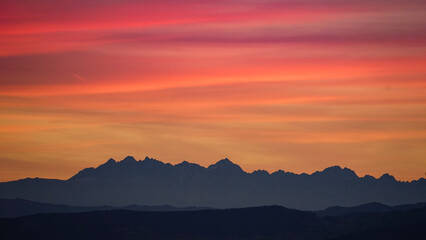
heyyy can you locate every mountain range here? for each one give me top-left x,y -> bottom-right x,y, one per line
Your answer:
0,156 -> 425,210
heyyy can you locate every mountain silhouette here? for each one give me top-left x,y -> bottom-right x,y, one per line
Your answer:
207,158 -> 244,174
0,156 -> 425,210
2,198 -> 425,219
0,198 -> 210,218
315,201 -> 426,217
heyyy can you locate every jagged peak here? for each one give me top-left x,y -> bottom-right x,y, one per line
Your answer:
140,156 -> 166,167
96,158 -> 117,169
175,161 -> 202,167
208,158 -> 244,173
121,156 -> 137,163
212,158 -> 235,166
251,170 -> 270,176
413,177 -> 426,184
316,165 -> 358,178
143,156 -> 160,162
216,157 -> 231,163
379,173 -> 397,182
106,158 -> 116,164
68,167 -> 95,180
362,174 -> 376,180
271,170 -> 286,175
322,165 -> 344,172
208,158 -> 226,166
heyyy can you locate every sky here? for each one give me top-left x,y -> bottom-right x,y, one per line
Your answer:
0,0 -> 425,181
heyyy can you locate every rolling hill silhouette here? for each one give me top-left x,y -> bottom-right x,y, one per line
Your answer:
316,201 -> 426,217
0,198 -> 210,218
0,156 -> 425,210
1,198 -> 425,219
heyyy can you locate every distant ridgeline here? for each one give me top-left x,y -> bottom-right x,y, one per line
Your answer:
0,156 -> 425,210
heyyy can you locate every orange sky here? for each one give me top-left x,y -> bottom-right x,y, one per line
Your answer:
1,0 -> 425,181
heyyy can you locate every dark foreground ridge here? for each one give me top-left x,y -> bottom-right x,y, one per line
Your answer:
0,206 -> 425,240
0,156 -> 425,210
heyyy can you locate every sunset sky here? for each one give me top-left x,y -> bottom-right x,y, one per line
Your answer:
1,0 -> 425,181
